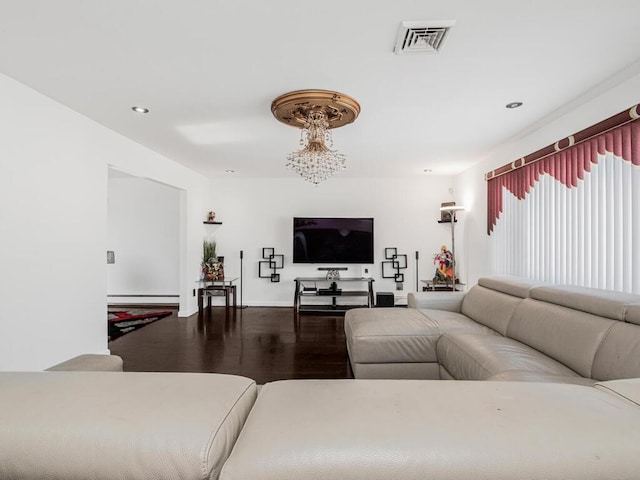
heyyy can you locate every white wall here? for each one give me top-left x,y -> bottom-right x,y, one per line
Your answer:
0,73 -> 208,370
107,174 -> 180,304
454,69 -> 640,287
207,176 -> 458,305
105,164 -> 209,320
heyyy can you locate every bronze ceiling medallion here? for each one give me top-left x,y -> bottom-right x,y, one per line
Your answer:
271,89 -> 361,129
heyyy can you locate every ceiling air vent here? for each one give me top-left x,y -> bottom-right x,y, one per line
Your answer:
394,20 -> 455,55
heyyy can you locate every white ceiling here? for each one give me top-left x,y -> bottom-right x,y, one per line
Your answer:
1,1 -> 639,179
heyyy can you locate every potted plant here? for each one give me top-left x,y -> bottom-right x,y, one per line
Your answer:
202,239 -> 224,280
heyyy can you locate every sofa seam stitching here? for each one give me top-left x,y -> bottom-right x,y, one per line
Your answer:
590,322 -> 617,380
439,334 -> 493,378
355,334 -> 441,338
594,383 -> 640,408
202,381 -> 256,480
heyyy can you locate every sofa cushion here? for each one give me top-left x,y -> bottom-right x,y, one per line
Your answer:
0,372 -> 257,480
345,308 -> 440,364
419,308 -> 499,335
592,322 -> 640,380
478,275 -> 542,298
220,379 -> 640,480
460,285 -> 525,335
437,333 -> 579,380
625,304 -> 640,326
345,307 -> 498,366
530,284 -> 640,321
507,298 -> 614,378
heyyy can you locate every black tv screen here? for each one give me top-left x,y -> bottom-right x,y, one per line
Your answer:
293,217 -> 374,264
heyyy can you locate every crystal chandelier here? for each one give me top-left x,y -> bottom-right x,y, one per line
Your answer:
272,90 -> 360,185
285,109 -> 346,185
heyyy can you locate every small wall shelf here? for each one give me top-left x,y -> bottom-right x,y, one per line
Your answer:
203,221 -> 222,225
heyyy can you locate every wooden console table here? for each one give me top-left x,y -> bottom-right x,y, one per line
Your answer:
293,277 -> 374,315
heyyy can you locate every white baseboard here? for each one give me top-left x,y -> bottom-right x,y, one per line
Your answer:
178,306 -> 199,318
240,300 -> 292,307
108,296 -> 178,305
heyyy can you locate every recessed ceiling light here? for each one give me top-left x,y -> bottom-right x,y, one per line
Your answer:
225,169 -> 236,173
424,169 -> 433,173
131,106 -> 149,114
505,102 -> 523,109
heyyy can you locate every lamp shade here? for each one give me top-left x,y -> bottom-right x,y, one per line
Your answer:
440,205 -> 465,212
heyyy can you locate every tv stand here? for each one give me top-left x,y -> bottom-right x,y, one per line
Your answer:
294,277 -> 375,315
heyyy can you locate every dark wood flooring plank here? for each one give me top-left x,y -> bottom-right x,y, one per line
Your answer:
108,307 -> 353,384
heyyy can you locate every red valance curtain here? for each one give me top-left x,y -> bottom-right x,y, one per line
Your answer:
488,119 -> 640,234
485,106 -> 640,292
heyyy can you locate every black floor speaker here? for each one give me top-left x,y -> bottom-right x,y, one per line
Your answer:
376,292 -> 394,307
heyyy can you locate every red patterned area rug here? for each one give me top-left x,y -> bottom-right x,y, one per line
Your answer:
108,310 -> 172,341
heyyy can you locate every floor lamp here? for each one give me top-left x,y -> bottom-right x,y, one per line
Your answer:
439,205 -> 464,291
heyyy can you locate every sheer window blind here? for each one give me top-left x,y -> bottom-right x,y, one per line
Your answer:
487,115 -> 639,293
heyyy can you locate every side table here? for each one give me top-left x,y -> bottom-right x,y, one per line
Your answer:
197,278 -> 238,311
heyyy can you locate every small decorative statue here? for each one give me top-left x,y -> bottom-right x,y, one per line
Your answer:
433,245 -> 454,282
207,211 -> 216,222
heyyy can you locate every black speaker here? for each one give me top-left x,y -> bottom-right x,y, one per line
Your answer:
376,292 -> 395,307
238,250 -> 247,309
415,250 -> 419,291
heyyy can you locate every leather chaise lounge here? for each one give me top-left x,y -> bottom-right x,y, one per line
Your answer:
2,276 -> 640,479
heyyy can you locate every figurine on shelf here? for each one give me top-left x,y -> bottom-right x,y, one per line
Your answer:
433,244 -> 454,282
207,211 -> 216,222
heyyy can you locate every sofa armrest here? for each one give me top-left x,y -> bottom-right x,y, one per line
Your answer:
407,291 -> 466,312
46,354 -> 123,372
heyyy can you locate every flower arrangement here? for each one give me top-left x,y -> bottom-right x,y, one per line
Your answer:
202,239 -> 224,280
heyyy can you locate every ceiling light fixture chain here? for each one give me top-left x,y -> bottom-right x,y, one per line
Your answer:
272,90 -> 360,185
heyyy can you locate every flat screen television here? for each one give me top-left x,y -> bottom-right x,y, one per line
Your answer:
293,217 -> 374,264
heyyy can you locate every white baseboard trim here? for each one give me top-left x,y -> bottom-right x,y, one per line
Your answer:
243,300 -> 292,307
178,306 -> 199,318
108,296 -> 178,305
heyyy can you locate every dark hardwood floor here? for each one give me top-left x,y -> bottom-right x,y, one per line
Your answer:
108,306 -> 353,384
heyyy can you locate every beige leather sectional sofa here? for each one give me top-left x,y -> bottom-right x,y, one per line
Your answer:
3,277 -> 640,479
345,276 -> 640,383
